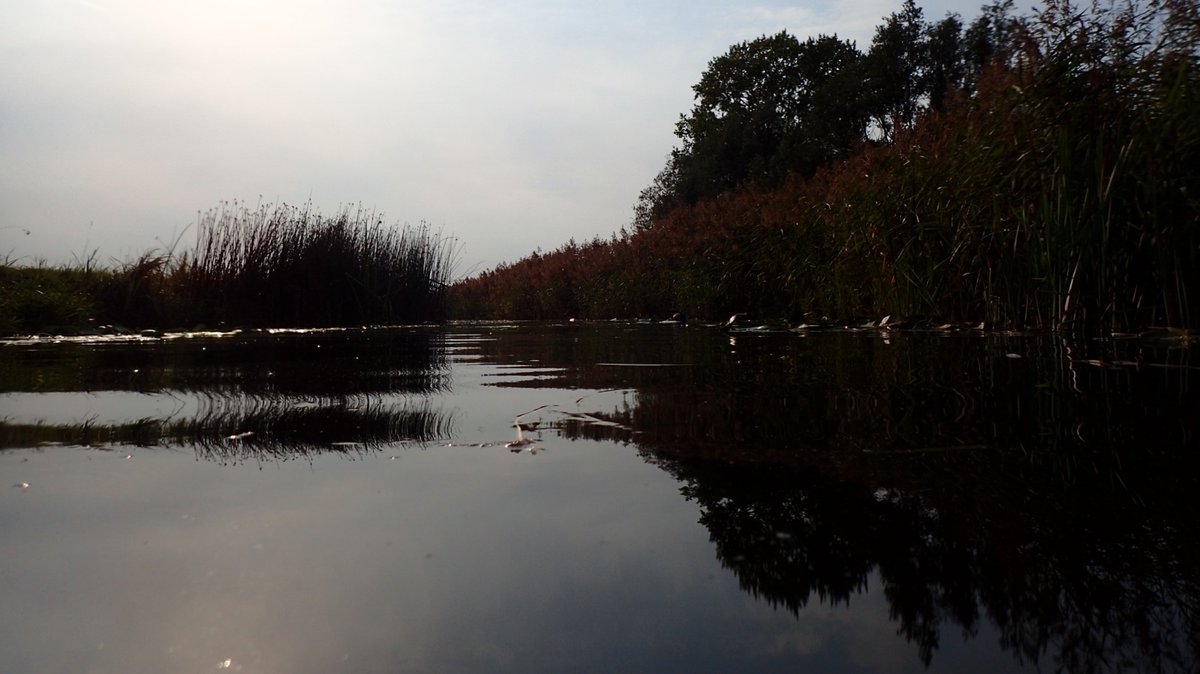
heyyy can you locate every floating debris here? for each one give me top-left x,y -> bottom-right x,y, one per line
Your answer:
505,437 -> 535,451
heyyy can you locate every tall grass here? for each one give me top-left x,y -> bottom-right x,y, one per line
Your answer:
1,202 -> 458,334
0,264 -> 101,334
179,201 -> 457,327
450,0 -> 1200,333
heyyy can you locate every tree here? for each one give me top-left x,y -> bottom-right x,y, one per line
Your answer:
780,36 -> 871,175
632,163 -> 681,231
926,14 -> 966,111
865,0 -> 930,141
646,31 -> 866,216
963,0 -> 1018,92
633,1 -> 1024,229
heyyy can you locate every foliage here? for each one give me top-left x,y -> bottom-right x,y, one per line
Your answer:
452,0 -> 1200,334
963,0 -> 1019,92
635,31 -> 868,226
865,0 -> 931,140
636,0 -> 1021,221
0,265 -> 101,334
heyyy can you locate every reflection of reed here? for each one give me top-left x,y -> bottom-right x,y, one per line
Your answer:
547,411 -> 635,445
0,327 -> 451,396
183,394 -> 455,463
0,329 -> 456,463
0,394 -> 455,462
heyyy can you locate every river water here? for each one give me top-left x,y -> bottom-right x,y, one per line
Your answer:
1,321 -> 1197,673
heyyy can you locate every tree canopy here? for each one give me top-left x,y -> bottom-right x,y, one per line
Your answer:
672,32 -> 865,198
634,0 -> 1019,229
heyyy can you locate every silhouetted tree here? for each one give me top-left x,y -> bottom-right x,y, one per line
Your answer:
632,162 -> 682,231
865,0 -> 930,141
637,1 -> 1020,226
963,0 -> 1018,92
638,31 -> 867,221
926,14 -> 966,111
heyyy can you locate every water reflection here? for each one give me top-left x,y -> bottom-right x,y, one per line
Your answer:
0,396 -> 453,462
0,327 -> 455,460
2,322 -> 1198,672
458,322 -> 1200,673
663,460 -> 1199,673
0,326 -> 450,395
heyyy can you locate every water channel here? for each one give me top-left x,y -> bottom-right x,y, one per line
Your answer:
2,321 -> 1197,673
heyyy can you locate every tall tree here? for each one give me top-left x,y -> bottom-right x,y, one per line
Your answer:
634,1 -> 1025,229
866,0 -> 930,141
632,163 -> 681,231
926,14 -> 966,111
656,31 -> 866,211
963,0 -> 1018,92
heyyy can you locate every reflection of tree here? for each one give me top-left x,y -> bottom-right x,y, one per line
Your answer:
5,322 -> 1199,668
488,322 -> 1200,672
656,457 -> 1200,672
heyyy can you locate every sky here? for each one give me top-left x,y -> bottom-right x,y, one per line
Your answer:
1,0 -> 1008,279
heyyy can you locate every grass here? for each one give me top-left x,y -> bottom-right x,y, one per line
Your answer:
1,201 -> 458,335
0,265 -> 101,335
177,201 -> 458,327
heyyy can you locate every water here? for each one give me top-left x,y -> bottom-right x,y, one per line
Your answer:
2,322 -> 1197,673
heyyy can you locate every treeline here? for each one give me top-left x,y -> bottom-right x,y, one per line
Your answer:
450,0 -> 1200,333
1,202 -> 457,334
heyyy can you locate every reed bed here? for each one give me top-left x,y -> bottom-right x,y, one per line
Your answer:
1,202 -> 457,334
179,201 -> 457,327
450,0 -> 1200,334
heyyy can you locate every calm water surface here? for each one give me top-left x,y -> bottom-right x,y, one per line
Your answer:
1,322 -> 1197,673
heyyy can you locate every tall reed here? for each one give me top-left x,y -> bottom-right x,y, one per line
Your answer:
2,202 -> 457,335
179,201 -> 457,327
450,0 -> 1200,333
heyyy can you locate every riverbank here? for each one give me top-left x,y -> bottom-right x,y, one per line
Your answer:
1,202 -> 457,336
449,1 -> 1200,335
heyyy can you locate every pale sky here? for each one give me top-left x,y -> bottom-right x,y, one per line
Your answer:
1,0 -> 1003,278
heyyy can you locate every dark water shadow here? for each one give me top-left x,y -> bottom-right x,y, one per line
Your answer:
4,321 -> 1198,670
457,321 -> 1200,673
0,327 -> 456,461
0,326 -> 451,396
0,395 -> 455,463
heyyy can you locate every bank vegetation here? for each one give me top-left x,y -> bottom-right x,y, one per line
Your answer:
1,202 -> 456,335
451,0 -> 1200,335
